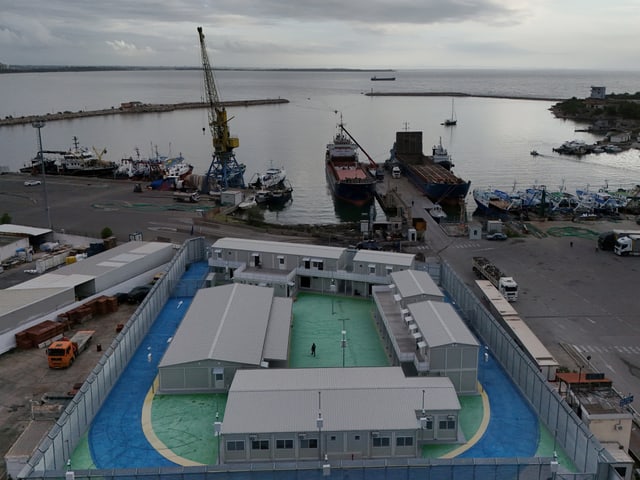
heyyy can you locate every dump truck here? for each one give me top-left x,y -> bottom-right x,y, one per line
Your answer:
472,256 -> 518,302
46,330 -> 95,368
614,234 -> 640,256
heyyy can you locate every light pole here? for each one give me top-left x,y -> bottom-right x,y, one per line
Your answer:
214,411 -> 222,464
32,120 -> 52,229
330,278 -> 336,314
341,329 -> 347,367
317,391 -> 323,460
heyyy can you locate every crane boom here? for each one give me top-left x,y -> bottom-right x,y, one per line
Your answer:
197,26 -> 245,190
339,123 -> 378,170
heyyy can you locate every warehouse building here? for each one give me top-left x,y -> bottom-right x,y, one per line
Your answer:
157,283 -> 292,394
220,367 -> 460,463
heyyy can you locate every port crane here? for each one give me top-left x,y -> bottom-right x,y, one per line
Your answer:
197,26 -> 245,191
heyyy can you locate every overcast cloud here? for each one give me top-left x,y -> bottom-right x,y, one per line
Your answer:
0,0 -> 637,69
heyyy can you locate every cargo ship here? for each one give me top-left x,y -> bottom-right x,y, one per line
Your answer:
325,122 -> 377,206
387,131 -> 470,204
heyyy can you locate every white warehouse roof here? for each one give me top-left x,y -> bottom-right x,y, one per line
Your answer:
0,224 -> 51,236
390,269 -> 444,300
160,283 -> 289,368
409,301 -> 479,348
353,249 -> 415,266
213,237 -> 344,260
223,367 -> 459,434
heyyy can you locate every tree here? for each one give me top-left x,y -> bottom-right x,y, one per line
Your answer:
101,227 -> 113,239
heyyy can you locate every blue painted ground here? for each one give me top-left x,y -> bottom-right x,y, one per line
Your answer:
459,348 -> 539,458
88,262 -> 209,469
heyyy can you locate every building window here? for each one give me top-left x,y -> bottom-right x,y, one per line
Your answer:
372,437 -> 390,447
330,435 -> 336,441
312,259 -> 324,270
424,419 -> 433,430
227,440 -> 245,451
303,258 -> 310,269
276,439 -> 293,449
354,435 -> 360,440
251,440 -> 269,450
214,249 -> 222,259
439,419 -> 456,430
278,255 -> 285,266
368,264 -> 376,275
385,266 -> 393,275
300,438 -> 318,449
396,436 -> 414,447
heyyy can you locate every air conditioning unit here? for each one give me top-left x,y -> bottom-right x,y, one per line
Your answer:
614,424 -> 623,431
371,431 -> 380,438
249,434 -> 258,441
298,433 -> 307,439
447,415 -> 456,420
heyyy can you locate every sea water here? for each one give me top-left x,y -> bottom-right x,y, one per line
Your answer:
1,69 -> 639,224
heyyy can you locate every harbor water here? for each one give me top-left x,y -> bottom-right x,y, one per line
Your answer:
1,69 -> 639,224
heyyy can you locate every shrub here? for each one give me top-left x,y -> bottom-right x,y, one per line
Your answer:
101,227 -> 113,239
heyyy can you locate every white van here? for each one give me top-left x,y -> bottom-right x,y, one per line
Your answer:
391,166 -> 401,179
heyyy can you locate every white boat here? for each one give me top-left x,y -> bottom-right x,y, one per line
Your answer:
238,195 -> 257,210
428,203 -> 447,221
431,137 -> 453,168
249,166 -> 286,189
443,99 -> 457,126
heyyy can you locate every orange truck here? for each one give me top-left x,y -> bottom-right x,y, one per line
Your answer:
46,330 -> 95,368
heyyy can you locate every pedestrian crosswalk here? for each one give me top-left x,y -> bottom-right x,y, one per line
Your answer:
574,344 -> 640,355
413,242 -> 481,251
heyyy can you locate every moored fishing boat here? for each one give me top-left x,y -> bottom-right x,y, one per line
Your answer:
325,121 -> 377,206
57,137 -> 117,177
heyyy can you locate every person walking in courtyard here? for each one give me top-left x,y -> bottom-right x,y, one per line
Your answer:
311,343 -> 316,357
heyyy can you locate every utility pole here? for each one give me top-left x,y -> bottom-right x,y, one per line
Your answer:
32,121 -> 52,229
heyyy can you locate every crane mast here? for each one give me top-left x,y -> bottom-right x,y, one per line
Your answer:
197,26 -> 245,190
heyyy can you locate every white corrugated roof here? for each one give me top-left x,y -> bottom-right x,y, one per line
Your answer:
391,269 -> 444,300
159,284 -> 275,368
8,274 -> 95,290
409,301 -> 479,348
353,250 -> 415,266
0,224 -> 51,236
223,368 -> 459,434
263,297 -> 293,361
0,288 -> 70,314
213,237 -> 344,260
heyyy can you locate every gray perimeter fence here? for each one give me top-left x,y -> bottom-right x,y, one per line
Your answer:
19,247 -> 618,480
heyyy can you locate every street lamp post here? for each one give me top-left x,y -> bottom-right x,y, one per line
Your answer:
32,121 -> 52,229
341,330 -> 347,367
330,278 -> 336,314
317,391 -> 323,460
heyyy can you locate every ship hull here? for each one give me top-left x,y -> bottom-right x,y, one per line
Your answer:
325,163 -> 376,207
404,164 -> 470,204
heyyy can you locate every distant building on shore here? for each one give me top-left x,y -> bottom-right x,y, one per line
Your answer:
590,86 -> 606,99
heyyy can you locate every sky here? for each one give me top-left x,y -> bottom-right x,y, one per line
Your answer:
1,0 -> 638,70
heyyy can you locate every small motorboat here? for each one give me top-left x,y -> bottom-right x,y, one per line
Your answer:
530,150 -> 540,156
238,195 -> 257,210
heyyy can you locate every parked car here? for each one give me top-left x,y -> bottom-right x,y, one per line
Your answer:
486,232 -> 508,241
127,285 -> 152,304
356,240 -> 381,251
24,180 -> 42,186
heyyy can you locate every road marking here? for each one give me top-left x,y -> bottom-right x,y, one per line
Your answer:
586,317 -> 596,324
605,363 -> 616,373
